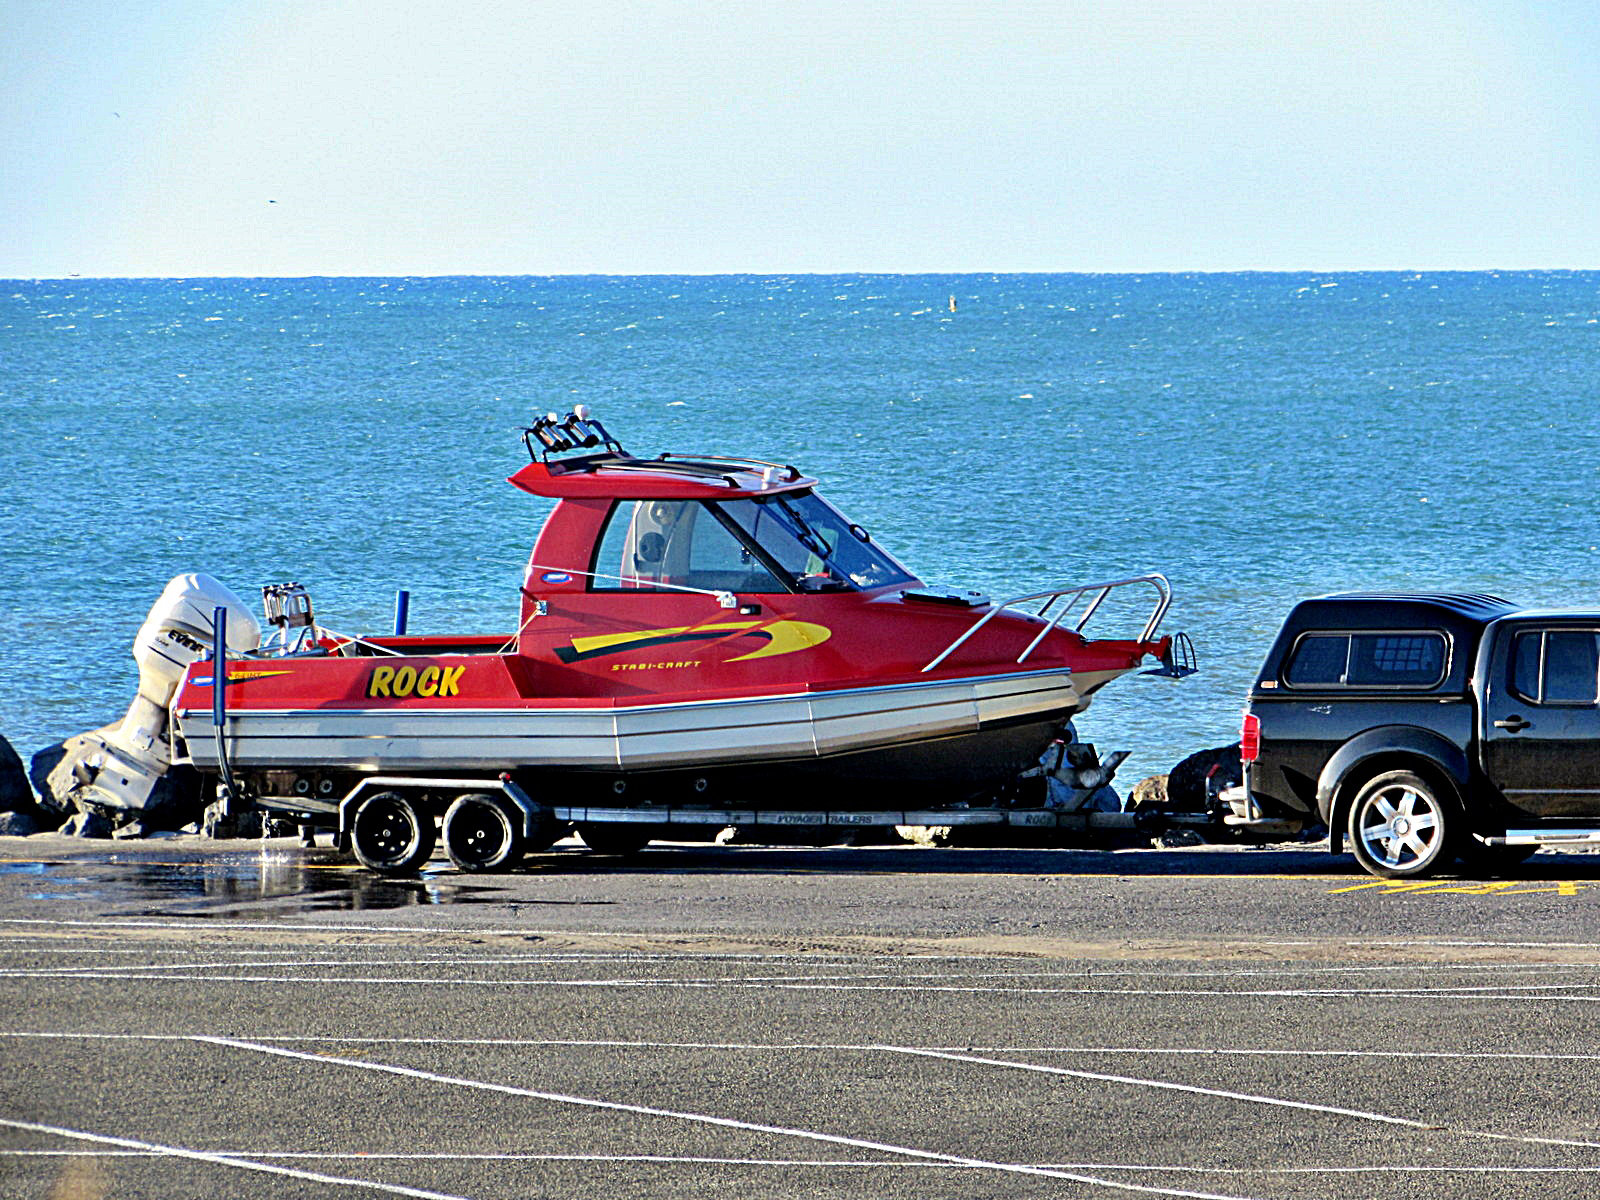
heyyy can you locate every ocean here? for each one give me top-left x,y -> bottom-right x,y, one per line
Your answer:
3,272 -> 1597,789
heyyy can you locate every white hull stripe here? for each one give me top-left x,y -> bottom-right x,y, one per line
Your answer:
175,667 -> 1118,771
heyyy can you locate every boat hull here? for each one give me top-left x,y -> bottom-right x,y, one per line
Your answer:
175,667 -> 1124,793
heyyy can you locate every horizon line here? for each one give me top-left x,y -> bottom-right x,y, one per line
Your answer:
6,266 -> 1600,283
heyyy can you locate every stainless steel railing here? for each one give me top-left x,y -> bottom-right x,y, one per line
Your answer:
920,573 -> 1173,673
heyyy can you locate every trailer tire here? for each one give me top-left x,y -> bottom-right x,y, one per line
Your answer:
442,793 -> 525,872
578,824 -> 652,856
350,791 -> 436,874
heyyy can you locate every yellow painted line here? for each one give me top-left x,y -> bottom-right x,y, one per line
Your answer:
1329,880 -> 1592,898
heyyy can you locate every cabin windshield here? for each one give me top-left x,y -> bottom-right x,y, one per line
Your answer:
715,491 -> 916,592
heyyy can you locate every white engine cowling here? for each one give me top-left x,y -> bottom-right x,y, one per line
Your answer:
80,574 -> 261,813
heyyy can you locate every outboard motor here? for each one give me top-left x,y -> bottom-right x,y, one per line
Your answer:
74,574 -> 260,812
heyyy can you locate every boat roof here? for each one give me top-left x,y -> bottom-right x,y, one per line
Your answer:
509,452 -> 818,500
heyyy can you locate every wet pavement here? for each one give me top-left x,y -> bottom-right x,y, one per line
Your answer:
6,834 -> 1600,1199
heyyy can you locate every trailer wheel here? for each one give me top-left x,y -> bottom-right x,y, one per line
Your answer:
1347,770 -> 1456,879
442,793 -> 525,872
350,791 -> 436,874
578,824 -> 652,856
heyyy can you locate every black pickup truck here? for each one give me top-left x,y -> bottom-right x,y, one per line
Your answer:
1230,593 -> 1600,878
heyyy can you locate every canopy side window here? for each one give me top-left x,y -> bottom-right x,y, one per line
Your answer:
1285,631 -> 1447,688
590,499 -> 786,594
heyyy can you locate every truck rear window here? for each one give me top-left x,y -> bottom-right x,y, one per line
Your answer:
1286,632 -> 1447,688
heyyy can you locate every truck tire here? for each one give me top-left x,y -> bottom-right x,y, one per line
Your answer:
442,793 -> 525,872
350,791 -> 436,874
1346,769 -> 1456,879
578,823 -> 652,856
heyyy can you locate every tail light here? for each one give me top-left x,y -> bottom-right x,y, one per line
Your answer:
1240,712 -> 1261,763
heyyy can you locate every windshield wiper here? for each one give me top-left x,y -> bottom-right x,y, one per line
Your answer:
775,497 -> 832,559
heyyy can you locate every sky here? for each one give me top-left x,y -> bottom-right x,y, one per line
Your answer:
3,0 -> 1600,277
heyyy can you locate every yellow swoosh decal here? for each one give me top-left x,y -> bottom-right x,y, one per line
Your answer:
562,620 -> 831,663
566,621 -> 760,657
725,620 -> 832,661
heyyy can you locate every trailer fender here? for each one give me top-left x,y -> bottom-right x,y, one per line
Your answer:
335,775 -> 555,842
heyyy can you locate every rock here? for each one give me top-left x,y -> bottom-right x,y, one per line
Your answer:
1129,774 -> 1169,808
60,809 -> 113,839
1166,744 -> 1243,811
0,735 -> 33,813
0,811 -> 41,836
135,764 -> 204,832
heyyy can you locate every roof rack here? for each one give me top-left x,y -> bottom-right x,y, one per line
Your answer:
522,409 -> 806,489
656,453 -> 803,483
522,406 -> 625,462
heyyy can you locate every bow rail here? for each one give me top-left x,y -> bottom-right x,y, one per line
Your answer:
920,573 -> 1173,673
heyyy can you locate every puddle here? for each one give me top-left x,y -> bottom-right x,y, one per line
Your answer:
0,855 -> 507,913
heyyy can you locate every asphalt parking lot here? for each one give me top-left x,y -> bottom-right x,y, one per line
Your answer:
6,835 -> 1600,1199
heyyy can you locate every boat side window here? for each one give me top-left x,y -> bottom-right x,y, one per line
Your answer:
1285,631 -> 1447,688
1512,629 -> 1600,705
590,500 -> 785,594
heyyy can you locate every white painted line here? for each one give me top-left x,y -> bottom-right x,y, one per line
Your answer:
13,955 -> 1600,983
885,1047 -> 1438,1129
0,960 -> 720,979
878,1046 -> 1600,1153
195,1035 -> 1266,1200
16,968 -> 1600,1002
6,1149 -> 1600,1174
0,1117 -> 474,1200
13,1031 -> 1600,1063
1377,939 -> 1600,950
0,1148 -> 954,1166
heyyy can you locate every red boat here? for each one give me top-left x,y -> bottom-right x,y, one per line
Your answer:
87,409 -> 1192,873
